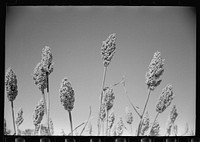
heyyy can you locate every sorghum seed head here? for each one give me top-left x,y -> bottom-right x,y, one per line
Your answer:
108,111 -> 115,129
165,105 -> 178,136
59,78 -> 75,111
125,107 -> 133,125
32,98 -> 45,126
16,108 -> 24,127
102,87 -> 115,111
33,62 -> 47,91
149,120 -> 160,136
115,117 -> 124,136
170,105 -> 178,124
156,84 -> 174,113
49,118 -> 54,135
140,111 -> 150,136
41,46 -> 54,75
145,51 -> 164,91
101,33 -> 116,67
5,67 -> 18,102
99,103 -> 106,121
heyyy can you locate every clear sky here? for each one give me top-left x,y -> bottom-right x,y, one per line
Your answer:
5,6 -> 196,136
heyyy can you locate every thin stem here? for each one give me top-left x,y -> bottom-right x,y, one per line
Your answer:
80,106 -> 91,136
98,66 -> 107,135
68,122 -> 85,135
148,112 -> 159,136
68,111 -> 73,136
142,89 -> 151,117
42,90 -> 47,116
11,101 -> 16,135
106,109 -> 109,136
122,83 -> 141,118
46,73 -> 50,135
102,120 -> 104,136
137,89 -> 151,136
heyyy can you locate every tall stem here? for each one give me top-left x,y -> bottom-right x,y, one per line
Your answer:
11,101 -> 16,135
102,120 -> 104,136
106,109 -> 109,136
41,90 -> 47,116
46,73 -> 50,135
98,66 -> 107,135
137,89 -> 151,136
68,111 -> 73,136
148,112 -> 159,136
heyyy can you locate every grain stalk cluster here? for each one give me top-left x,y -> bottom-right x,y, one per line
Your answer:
5,34 -> 190,136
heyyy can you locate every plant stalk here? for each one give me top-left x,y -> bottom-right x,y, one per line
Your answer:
11,101 -> 16,135
68,122 -> 85,135
105,108 -> 109,136
137,89 -> 151,136
80,106 -> 91,136
98,66 -> 107,135
46,73 -> 50,135
68,111 -> 73,136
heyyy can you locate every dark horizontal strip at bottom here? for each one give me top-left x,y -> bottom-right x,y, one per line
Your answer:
3,136 -> 200,142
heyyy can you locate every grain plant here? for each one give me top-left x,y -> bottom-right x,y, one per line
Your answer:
32,98 -> 45,135
98,33 -> 116,135
59,77 -> 75,135
15,107 -> 24,135
5,67 -> 18,135
125,107 -> 133,134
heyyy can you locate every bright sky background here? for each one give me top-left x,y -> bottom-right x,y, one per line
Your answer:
5,6 -> 196,136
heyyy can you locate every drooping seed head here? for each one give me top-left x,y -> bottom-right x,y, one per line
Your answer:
41,46 -> 54,75
32,98 -> 45,126
33,62 -> 47,91
125,107 -> 133,125
115,117 -> 124,136
102,87 -> 115,111
16,108 -> 24,127
5,67 -> 18,101
145,51 -> 164,91
156,84 -> 174,113
59,78 -> 75,111
149,120 -> 160,136
140,111 -> 150,136
101,33 -> 116,67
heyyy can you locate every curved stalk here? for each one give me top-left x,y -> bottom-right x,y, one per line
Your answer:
80,106 -> 91,136
68,111 -> 73,136
68,122 -> 85,135
11,101 -> 16,135
121,83 -> 141,118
